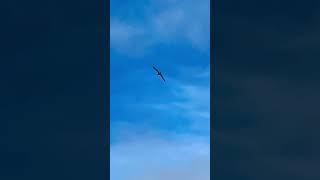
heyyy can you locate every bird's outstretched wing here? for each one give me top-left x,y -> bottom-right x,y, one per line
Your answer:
153,66 -> 160,74
159,73 -> 166,82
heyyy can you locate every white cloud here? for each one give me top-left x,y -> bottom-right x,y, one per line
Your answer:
111,133 -> 210,180
110,20 -> 153,56
110,0 -> 210,56
158,67 -> 210,132
110,65 -> 210,180
110,20 -> 144,47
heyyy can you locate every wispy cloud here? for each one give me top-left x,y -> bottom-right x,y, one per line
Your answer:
110,0 -> 210,56
111,133 -> 209,180
154,67 -> 210,133
110,20 -> 152,56
111,1 -> 210,177
111,65 -> 210,180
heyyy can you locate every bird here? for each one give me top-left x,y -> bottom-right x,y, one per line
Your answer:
152,66 -> 166,82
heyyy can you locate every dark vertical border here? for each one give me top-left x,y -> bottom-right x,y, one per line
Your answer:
0,0 -> 110,179
105,0 -> 110,178
210,0 -> 320,179
100,0 -> 110,178
210,0 -> 215,179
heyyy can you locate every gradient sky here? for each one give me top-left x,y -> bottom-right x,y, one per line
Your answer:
110,0 -> 210,179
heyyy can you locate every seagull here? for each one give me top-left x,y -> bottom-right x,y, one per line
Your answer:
153,66 -> 166,82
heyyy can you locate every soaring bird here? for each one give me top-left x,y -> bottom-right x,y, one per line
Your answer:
153,66 -> 165,82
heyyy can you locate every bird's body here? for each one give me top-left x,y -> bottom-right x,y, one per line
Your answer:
153,66 -> 166,82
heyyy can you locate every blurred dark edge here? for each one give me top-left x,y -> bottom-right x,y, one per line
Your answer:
212,0 -> 320,180
210,0 -> 215,179
0,0 -> 109,179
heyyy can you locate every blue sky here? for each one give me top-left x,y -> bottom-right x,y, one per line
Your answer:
110,0 -> 210,179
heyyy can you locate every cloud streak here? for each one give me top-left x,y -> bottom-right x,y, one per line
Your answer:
110,0 -> 210,178
111,133 -> 210,180
157,67 -> 210,133
111,66 -> 210,180
110,0 -> 210,56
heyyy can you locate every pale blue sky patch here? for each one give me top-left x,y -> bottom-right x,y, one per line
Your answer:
110,0 -> 210,57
